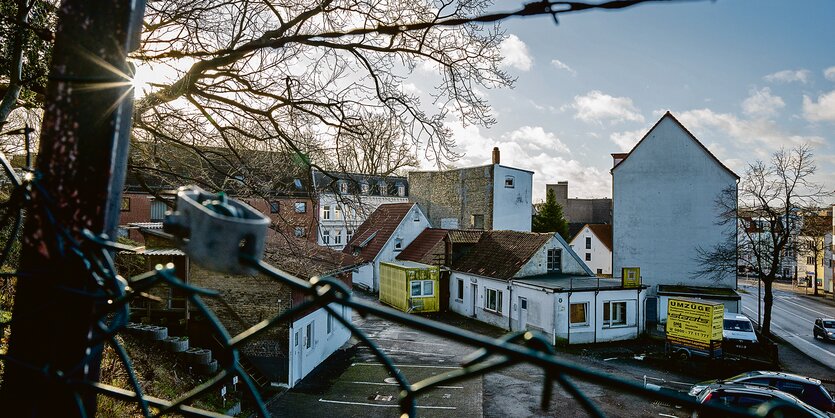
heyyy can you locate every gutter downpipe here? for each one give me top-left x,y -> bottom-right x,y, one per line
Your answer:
508,279 -> 513,331
594,276 -> 599,343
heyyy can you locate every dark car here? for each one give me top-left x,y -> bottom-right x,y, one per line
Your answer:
814,318 -> 835,342
689,371 -> 835,413
691,383 -> 831,418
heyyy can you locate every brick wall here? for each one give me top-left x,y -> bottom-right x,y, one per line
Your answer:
409,165 -> 494,230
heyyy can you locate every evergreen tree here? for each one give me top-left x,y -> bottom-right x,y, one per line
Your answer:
532,188 -> 569,239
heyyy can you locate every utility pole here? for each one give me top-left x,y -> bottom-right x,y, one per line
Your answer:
0,1 -> 144,416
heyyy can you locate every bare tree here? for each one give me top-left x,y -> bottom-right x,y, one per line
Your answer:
695,145 -> 831,337
330,112 -> 419,176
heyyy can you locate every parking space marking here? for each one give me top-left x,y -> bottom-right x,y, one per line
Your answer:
318,399 -> 457,409
348,381 -> 464,389
352,363 -> 460,369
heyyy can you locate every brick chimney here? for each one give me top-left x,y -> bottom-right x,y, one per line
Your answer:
492,147 -> 500,165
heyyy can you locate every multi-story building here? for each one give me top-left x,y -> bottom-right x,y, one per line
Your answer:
408,147 -> 532,232
311,170 -> 409,250
612,112 -> 740,322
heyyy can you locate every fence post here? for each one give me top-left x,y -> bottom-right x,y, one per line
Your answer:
0,0 -> 144,416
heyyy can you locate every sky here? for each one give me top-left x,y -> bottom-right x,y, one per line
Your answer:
417,0 -> 835,202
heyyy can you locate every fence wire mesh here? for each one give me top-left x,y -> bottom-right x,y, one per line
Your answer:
0,126 -> 820,418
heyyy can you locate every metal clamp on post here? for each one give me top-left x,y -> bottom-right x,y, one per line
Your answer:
163,186 -> 269,275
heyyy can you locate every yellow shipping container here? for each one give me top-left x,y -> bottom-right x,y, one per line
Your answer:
379,261 -> 440,313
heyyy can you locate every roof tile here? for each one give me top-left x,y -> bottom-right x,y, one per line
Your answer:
452,230 -> 553,280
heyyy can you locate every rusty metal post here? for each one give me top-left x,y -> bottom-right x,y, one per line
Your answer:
0,0 -> 144,416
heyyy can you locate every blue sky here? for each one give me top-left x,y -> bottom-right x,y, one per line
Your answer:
426,0 -> 835,201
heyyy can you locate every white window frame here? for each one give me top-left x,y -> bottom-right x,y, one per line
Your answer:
347,230 -> 354,242
569,302 -> 589,327
456,279 -> 464,301
323,205 -> 331,220
484,288 -> 503,313
504,175 -> 515,188
322,230 -> 330,245
585,236 -> 592,249
339,181 -> 349,194
333,230 -> 342,245
585,252 -> 592,262
334,205 -> 342,220
294,201 -> 307,213
547,249 -> 562,272
397,183 -> 406,197
327,312 -> 334,334
305,322 -> 314,349
378,181 -> 387,196
410,280 -> 434,297
294,227 -> 305,238
360,182 -> 369,194
603,301 -> 628,328
394,238 -> 403,251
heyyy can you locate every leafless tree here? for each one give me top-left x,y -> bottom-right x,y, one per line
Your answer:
329,112 -> 419,176
695,145 -> 831,337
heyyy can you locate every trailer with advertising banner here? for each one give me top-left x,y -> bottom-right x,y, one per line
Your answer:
665,298 -> 724,360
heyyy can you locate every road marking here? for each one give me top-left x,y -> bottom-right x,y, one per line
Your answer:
757,315 -> 835,359
318,399 -> 457,409
348,381 -> 463,389
352,363 -> 461,369
370,337 -> 448,346
658,414 -> 679,418
777,297 -> 834,318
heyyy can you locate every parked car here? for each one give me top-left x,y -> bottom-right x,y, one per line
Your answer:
690,383 -> 831,418
813,318 -> 835,342
723,312 -> 758,352
689,371 -> 835,413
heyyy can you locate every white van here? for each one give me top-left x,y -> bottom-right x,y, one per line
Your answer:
723,313 -> 758,351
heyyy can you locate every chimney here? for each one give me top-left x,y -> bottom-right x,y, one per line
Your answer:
492,147 -> 500,165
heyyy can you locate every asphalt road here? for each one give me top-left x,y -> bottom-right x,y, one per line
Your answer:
738,279 -> 835,371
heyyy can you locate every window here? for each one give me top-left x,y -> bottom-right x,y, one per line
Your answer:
504,175 -> 515,188
410,280 -> 434,297
585,253 -> 592,261
269,201 -> 280,213
322,230 -> 330,245
807,256 -> 814,265
603,301 -> 627,327
150,200 -> 168,221
394,238 -> 403,251
327,312 -> 334,334
471,214 -> 484,229
333,231 -> 342,245
120,197 -> 131,212
294,202 -> 307,213
305,323 -> 314,349
347,230 -> 354,242
570,302 -> 588,326
597,268 -> 603,275
585,237 -> 592,249
294,227 -> 306,238
360,182 -> 369,194
378,181 -> 387,196
457,279 -> 464,300
397,183 -> 406,197
485,288 -> 503,313
323,205 -> 331,220
547,249 -> 562,272
334,205 -> 342,220
339,181 -> 348,194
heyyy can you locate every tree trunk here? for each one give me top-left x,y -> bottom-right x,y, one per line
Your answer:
0,0 -> 30,126
762,278 -> 774,338
0,1 -> 141,416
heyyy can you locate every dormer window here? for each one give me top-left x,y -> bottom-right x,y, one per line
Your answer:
360,181 -> 369,195
339,181 -> 349,194
504,176 -> 515,188
378,181 -> 387,196
396,183 -> 406,197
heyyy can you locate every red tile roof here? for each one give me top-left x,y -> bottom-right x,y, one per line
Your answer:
447,229 -> 484,244
265,230 -> 363,278
586,224 -> 613,252
344,202 -> 415,262
396,228 -> 448,264
452,230 -> 554,280
611,111 -> 739,179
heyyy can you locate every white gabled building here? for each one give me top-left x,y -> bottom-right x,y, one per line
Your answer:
449,230 -> 646,345
569,224 -> 613,277
611,112 -> 739,322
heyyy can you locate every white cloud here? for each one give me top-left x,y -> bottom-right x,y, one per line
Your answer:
505,126 -> 569,153
550,59 -> 576,76
825,66 -> 835,82
401,83 -> 421,95
499,34 -> 532,72
763,69 -> 811,84
742,87 -> 785,117
802,90 -> 835,122
609,128 -> 647,152
568,90 -> 644,124
676,108 -> 824,157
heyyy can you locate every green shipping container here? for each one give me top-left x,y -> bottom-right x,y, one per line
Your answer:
379,261 -> 440,313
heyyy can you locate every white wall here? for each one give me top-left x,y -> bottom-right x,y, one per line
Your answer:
317,194 -> 408,250
288,303 -> 352,387
449,273 -> 511,330
613,115 -> 737,294
368,205 -> 431,291
824,232 -> 832,293
352,264 -> 374,291
569,226 -> 612,276
554,288 -> 645,344
492,165 -> 533,232
516,234 -> 591,277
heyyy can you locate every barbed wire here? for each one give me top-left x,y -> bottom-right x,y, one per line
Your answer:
0,127 -> 822,418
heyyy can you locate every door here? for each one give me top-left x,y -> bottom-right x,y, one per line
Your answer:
519,297 -> 528,330
293,329 -> 302,385
470,284 -> 478,317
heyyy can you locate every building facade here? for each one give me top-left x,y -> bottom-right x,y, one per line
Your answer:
546,181 -> 612,229
408,147 -> 532,232
569,224 -> 613,276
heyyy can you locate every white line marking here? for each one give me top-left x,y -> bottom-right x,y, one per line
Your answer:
352,363 -> 460,369
370,337 -> 447,346
658,414 -> 679,418
318,399 -> 457,409
603,357 -> 618,362
777,297 -> 834,318
347,381 -> 463,389
744,307 -> 835,360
